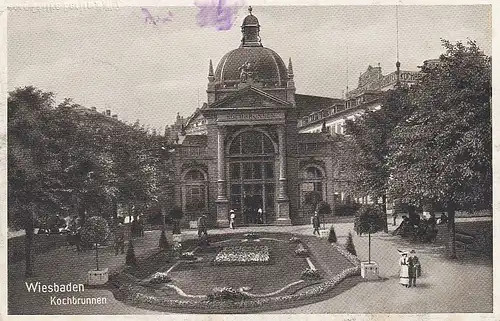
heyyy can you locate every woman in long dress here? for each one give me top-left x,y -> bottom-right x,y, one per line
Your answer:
399,251 -> 410,287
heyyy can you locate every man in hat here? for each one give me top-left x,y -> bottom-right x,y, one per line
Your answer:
197,214 -> 208,237
398,250 -> 410,288
408,250 -> 421,287
312,211 -> 320,236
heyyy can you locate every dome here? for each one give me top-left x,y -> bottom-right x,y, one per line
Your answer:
214,47 -> 288,86
213,7 -> 289,87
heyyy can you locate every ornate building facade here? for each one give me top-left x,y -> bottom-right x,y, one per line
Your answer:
168,8 -> 348,226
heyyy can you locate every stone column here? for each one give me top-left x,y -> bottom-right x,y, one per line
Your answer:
215,126 -> 229,227
276,124 -> 291,225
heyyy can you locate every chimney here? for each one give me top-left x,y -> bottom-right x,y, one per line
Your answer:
106,110 -> 111,116
112,114 -> 118,119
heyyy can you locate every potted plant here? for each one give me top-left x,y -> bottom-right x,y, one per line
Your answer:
80,216 -> 110,285
355,205 -> 385,279
316,201 -> 332,237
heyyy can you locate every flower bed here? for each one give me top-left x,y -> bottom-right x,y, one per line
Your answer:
149,272 -> 172,285
180,251 -> 196,261
244,233 -> 259,240
301,268 -> 321,280
214,245 -> 269,265
295,243 -> 308,257
110,232 -> 362,313
206,287 -> 249,302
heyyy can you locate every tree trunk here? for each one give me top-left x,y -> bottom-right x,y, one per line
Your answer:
447,207 -> 456,259
382,195 -> 388,233
95,242 -> 99,270
78,202 -> 86,226
368,230 -> 371,263
112,198 -> 118,220
24,209 -> 35,277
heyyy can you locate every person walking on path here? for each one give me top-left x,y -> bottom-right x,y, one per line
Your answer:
392,212 -> 398,226
114,223 -> 125,255
399,250 -> 410,288
312,211 -> 320,236
229,210 -> 236,229
197,214 -> 208,237
409,250 -> 421,287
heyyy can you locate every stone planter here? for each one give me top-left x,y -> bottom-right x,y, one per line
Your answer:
172,233 -> 182,243
319,229 -> 329,238
360,261 -> 379,280
87,268 -> 109,285
189,221 -> 198,229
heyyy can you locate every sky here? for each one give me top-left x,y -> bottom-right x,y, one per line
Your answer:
7,5 -> 491,131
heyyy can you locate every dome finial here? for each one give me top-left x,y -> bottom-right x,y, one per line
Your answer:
248,6 -> 253,15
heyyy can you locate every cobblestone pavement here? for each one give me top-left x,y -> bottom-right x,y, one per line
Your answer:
7,217 -> 492,314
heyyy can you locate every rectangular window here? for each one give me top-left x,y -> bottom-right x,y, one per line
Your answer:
243,162 -> 252,179
265,162 -> 274,179
253,162 -> 262,179
230,163 -> 240,180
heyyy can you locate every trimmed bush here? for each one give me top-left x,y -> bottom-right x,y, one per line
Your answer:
159,229 -> 169,249
345,231 -> 357,256
126,240 -> 137,267
328,225 -> 337,243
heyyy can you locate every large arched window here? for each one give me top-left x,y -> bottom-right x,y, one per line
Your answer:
300,166 -> 325,208
229,131 -> 274,155
183,169 -> 208,213
227,130 -> 276,224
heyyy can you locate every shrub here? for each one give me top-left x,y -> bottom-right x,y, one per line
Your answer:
316,201 -> 332,216
328,225 -> 337,243
159,229 -> 169,249
295,243 -> 308,257
345,231 -> 357,256
301,268 -> 321,280
126,240 -> 137,267
206,287 -> 248,302
149,272 -> 171,284
334,203 -> 361,216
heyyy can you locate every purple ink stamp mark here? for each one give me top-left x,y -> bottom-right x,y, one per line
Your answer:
195,0 -> 244,31
141,8 -> 173,25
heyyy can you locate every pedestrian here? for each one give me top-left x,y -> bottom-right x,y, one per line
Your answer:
409,249 -> 421,286
257,207 -> 263,224
392,212 -> 398,226
229,210 -> 236,229
312,211 -> 320,236
114,223 -> 125,255
398,250 -> 410,288
197,214 -> 208,237
138,214 -> 145,237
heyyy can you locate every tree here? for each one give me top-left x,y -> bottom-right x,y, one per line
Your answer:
340,85 -> 414,233
80,216 -> 110,271
354,205 -> 386,263
388,40 -> 491,258
345,231 -> 357,256
8,86 -> 66,277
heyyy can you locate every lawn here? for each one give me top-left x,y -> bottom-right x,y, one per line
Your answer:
167,237 -> 309,295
